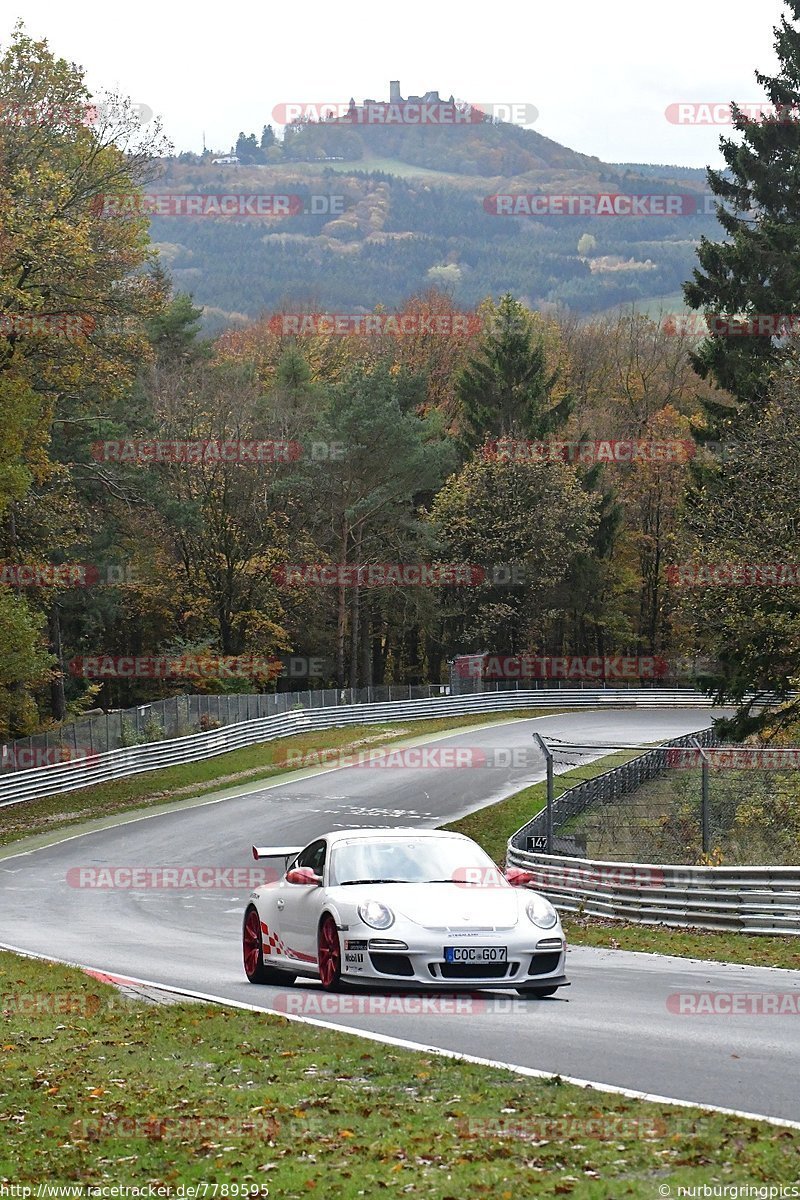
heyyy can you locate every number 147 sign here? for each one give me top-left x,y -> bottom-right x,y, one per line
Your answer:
526,836 -> 548,852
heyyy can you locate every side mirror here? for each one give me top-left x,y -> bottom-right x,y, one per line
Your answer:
286,866 -> 322,886
505,867 -> 536,888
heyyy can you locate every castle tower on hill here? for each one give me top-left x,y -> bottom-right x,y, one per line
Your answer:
362,83 -> 444,107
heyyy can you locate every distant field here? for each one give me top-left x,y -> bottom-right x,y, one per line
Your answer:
219,156 -> 469,182
599,291 -> 693,321
312,156 -> 459,180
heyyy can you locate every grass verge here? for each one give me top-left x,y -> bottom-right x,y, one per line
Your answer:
563,916 -> 800,970
1,951 -> 796,1194
0,709 -> 571,851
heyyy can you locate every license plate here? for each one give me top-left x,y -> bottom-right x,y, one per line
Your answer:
444,945 -> 508,963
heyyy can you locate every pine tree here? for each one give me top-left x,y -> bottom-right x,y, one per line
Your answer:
146,290 -> 206,363
684,0 -> 800,419
456,293 -> 571,453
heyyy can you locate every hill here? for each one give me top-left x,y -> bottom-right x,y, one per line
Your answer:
151,117 -> 719,329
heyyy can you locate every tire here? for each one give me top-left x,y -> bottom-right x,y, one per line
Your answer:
317,913 -> 343,991
515,986 -> 558,998
243,906 -> 296,985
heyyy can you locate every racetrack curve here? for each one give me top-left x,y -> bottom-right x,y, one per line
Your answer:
1,708 -> 798,1121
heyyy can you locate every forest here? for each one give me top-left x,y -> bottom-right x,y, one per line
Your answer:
2,19 -> 800,743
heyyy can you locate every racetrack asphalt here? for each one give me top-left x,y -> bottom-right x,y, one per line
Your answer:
1,708 -> 798,1121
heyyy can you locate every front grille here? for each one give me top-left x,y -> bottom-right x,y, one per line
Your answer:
438,962 -> 512,980
369,953 -> 414,976
527,952 -> 561,976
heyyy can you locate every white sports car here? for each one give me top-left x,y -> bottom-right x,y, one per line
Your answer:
242,828 -> 568,997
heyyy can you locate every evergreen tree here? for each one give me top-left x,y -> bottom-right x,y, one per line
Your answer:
456,293 -> 571,452
235,131 -> 262,163
684,0 -> 800,420
677,351 -> 800,736
145,270 -> 207,364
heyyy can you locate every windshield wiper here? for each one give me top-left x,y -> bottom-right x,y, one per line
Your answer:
427,878 -> 503,885
339,878 -> 412,886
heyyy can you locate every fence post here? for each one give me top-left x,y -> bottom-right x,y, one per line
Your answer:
533,732 -> 554,852
691,737 -> 711,855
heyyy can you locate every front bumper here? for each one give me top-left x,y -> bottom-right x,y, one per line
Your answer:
341,935 -> 568,990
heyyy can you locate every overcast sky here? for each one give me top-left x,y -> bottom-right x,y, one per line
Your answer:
3,0 -> 789,167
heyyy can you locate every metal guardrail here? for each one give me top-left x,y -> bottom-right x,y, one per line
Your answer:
1,684 -> 456,771
0,678 -> 717,774
503,849 -> 800,936
0,688 -> 721,808
507,729 -> 800,936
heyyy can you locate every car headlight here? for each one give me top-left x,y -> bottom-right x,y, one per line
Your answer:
526,895 -> 558,929
358,901 -> 394,929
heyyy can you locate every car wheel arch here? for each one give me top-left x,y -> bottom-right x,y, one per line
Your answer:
317,905 -> 346,933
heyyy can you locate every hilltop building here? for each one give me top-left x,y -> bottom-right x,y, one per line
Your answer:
343,82 -> 463,125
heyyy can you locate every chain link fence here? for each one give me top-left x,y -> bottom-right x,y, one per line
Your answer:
0,679 -> 719,776
1,685 -> 454,774
576,746 -> 800,866
515,735 -> 800,867
513,730 -> 719,859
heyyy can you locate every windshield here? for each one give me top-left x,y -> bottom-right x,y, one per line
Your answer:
329,837 -> 506,887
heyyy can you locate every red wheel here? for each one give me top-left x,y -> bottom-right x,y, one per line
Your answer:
317,914 -> 342,991
243,907 -> 296,985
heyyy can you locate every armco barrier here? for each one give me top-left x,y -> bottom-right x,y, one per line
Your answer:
503,849 -> 800,936
0,678 -> 715,773
0,688 -> 721,808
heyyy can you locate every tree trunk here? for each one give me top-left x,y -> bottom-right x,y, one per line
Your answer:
49,604 -> 67,722
361,595 -> 372,686
372,622 -> 385,684
336,514 -> 348,687
349,526 -> 362,689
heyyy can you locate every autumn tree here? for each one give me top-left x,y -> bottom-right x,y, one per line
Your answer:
0,24 -> 167,726
430,452 -> 598,652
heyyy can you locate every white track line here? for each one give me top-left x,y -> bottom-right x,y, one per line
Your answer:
1,940 -> 798,1131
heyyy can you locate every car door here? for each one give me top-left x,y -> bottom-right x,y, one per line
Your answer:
275,838 -> 328,964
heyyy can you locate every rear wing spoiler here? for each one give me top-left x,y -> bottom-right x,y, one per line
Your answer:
252,845 -> 303,863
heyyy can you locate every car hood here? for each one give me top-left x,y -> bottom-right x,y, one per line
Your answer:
335,882 -> 523,930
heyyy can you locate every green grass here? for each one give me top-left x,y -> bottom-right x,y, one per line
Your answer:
0,709 -> 572,852
564,917 -> 800,970
220,155 -> 474,183
313,155 -> 459,179
1,951 -> 796,1193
